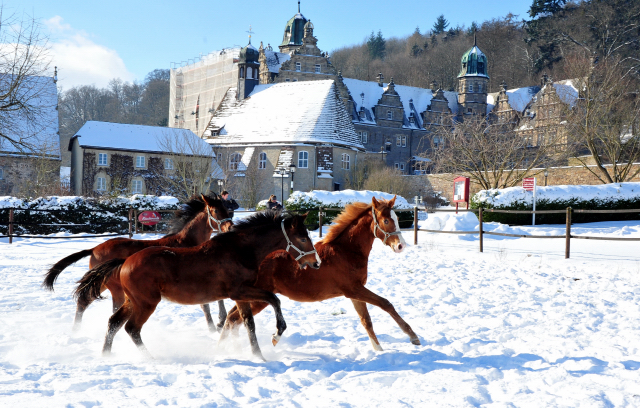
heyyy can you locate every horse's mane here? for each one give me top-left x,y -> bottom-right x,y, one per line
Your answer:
226,209 -> 292,233
319,202 -> 372,245
164,196 -> 207,236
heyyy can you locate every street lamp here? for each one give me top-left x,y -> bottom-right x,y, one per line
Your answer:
217,179 -> 224,194
289,163 -> 296,193
277,168 -> 287,202
379,146 -> 385,162
544,169 -> 549,186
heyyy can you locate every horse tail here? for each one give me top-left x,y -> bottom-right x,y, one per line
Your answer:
73,259 -> 125,306
42,249 -> 94,291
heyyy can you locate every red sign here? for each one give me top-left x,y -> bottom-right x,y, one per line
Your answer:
452,176 -> 470,203
138,211 -> 161,226
522,178 -> 536,191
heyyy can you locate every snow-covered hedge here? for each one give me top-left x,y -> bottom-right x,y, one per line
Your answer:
257,190 -> 413,228
0,195 -> 179,235
470,183 -> 640,225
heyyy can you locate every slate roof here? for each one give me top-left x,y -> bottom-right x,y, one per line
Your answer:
0,74 -> 59,158
263,50 -> 291,73
204,80 -> 363,150
71,121 -> 213,156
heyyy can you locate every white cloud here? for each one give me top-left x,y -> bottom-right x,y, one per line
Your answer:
45,16 -> 134,89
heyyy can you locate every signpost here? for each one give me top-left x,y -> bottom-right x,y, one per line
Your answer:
138,211 -> 161,226
522,177 -> 537,225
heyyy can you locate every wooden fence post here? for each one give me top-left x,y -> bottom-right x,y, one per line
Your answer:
565,207 -> 572,259
128,208 -> 133,238
413,207 -> 418,245
8,208 -> 14,244
479,207 -> 483,253
318,207 -> 323,238
134,210 -> 139,235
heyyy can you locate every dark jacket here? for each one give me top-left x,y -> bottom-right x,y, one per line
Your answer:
223,198 -> 240,217
267,200 -> 283,211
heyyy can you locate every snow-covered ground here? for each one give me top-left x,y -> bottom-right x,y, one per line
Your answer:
1,213 -> 640,407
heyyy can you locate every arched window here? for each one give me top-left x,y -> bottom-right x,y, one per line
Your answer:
247,67 -> 253,78
258,152 -> 267,169
298,151 -> 308,168
341,153 -> 350,170
240,67 -> 244,78
229,153 -> 242,170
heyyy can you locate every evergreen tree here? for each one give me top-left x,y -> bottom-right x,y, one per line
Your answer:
467,22 -> 478,36
411,43 -> 421,57
367,30 -> 386,60
432,15 -> 449,35
528,0 -> 567,18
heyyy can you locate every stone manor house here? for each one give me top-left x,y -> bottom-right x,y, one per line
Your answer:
168,5 -> 579,197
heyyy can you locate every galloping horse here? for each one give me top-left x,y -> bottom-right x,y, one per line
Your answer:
219,196 -> 421,350
75,203 -> 320,360
43,194 -> 233,330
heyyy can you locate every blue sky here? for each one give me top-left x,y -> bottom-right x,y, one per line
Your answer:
7,0 -> 533,89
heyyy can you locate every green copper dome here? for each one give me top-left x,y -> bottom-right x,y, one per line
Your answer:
239,42 -> 259,63
458,45 -> 489,78
280,12 -> 308,47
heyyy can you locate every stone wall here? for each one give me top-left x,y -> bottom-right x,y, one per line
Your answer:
0,156 -> 61,196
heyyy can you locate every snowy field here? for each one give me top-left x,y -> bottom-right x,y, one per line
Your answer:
1,214 -> 640,407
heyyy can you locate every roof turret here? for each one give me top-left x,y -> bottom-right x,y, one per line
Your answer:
458,43 -> 489,78
280,2 -> 308,47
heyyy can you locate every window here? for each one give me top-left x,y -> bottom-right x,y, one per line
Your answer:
240,67 -> 245,78
258,152 -> 267,169
247,67 -> 253,78
295,62 -> 301,72
400,163 -> 405,171
361,131 -> 368,144
136,156 -> 145,168
341,153 -> 350,170
285,78 -> 291,82
229,153 -> 242,170
315,64 -> 321,73
469,84 -> 473,92
164,158 -> 174,170
433,136 -> 442,148
98,153 -> 108,166
387,110 -> 393,120
478,83 -> 482,93
0,167 -> 3,179
298,151 -> 309,168
293,78 -> 298,82
97,177 -> 106,191
467,108 -> 473,114
132,180 -> 143,194
394,163 -> 400,170
402,135 -> 407,147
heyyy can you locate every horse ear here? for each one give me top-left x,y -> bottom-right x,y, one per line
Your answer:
301,212 -> 309,221
389,195 -> 397,208
371,196 -> 380,209
200,193 -> 207,202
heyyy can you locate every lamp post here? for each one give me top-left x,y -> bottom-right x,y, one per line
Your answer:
277,168 -> 286,202
544,169 -> 549,186
217,179 -> 224,194
289,163 -> 296,193
379,146 -> 385,162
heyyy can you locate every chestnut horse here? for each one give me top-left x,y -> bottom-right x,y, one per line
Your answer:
219,196 -> 421,350
74,208 -> 320,360
43,194 -> 233,330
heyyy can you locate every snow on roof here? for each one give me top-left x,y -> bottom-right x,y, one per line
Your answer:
73,121 -> 213,155
553,79 -> 579,107
487,86 -> 541,114
264,50 -> 291,73
205,80 -> 363,149
0,75 -> 59,158
342,78 -> 458,127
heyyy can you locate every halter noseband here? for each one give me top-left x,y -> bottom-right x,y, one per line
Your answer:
206,206 -> 233,232
371,207 -> 402,244
281,219 -> 317,261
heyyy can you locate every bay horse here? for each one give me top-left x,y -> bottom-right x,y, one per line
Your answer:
43,194 -> 233,331
74,206 -> 320,360
219,196 -> 421,350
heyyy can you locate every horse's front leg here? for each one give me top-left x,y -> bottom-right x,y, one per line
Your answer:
229,286 -> 286,347
236,301 -> 265,361
200,304 -> 216,332
216,300 -> 227,332
350,299 -> 383,351
344,285 -> 421,346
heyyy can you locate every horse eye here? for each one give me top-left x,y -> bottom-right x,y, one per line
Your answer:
301,238 -> 307,243
384,219 -> 389,225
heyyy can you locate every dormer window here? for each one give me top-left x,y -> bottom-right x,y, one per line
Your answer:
387,110 -> 393,120
295,62 -> 301,72
315,64 -> 321,73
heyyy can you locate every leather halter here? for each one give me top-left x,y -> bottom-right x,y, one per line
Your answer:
281,219 -> 317,261
371,207 -> 402,244
206,206 -> 232,232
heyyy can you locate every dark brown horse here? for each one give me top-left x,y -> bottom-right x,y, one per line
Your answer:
74,207 -> 320,360
43,194 -> 233,330
220,196 -> 421,350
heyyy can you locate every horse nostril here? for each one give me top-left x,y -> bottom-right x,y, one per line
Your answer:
397,244 -> 403,251
313,262 -> 320,269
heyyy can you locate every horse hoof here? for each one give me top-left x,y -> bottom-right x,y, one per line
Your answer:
272,334 -> 281,346
411,337 -> 421,346
372,342 -> 383,351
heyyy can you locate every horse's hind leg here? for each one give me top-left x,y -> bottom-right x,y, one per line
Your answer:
73,285 -> 107,330
351,299 -> 383,351
345,285 -> 421,347
124,301 -> 158,359
102,299 -> 132,356
229,286 -> 285,346
216,300 -> 227,332
201,304 -> 216,332
219,302 -> 268,345
237,302 -> 265,361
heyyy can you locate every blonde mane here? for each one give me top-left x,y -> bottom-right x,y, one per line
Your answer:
319,199 -> 392,245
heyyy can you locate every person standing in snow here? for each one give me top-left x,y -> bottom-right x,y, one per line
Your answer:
266,194 -> 283,211
220,190 -> 239,218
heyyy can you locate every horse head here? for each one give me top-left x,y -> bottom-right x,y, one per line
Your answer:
283,213 -> 321,270
371,196 -> 406,253
201,193 -> 234,232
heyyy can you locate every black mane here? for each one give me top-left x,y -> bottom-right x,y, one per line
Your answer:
164,196 -> 207,236
229,209 -> 292,233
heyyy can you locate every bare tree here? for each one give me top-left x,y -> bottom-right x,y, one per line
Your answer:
362,166 -> 414,198
154,130 -> 216,201
430,114 -> 564,190
0,9 -> 52,152
564,54 -> 640,183
15,139 -> 67,199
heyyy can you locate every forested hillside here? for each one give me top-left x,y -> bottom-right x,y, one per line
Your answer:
330,0 -> 639,93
